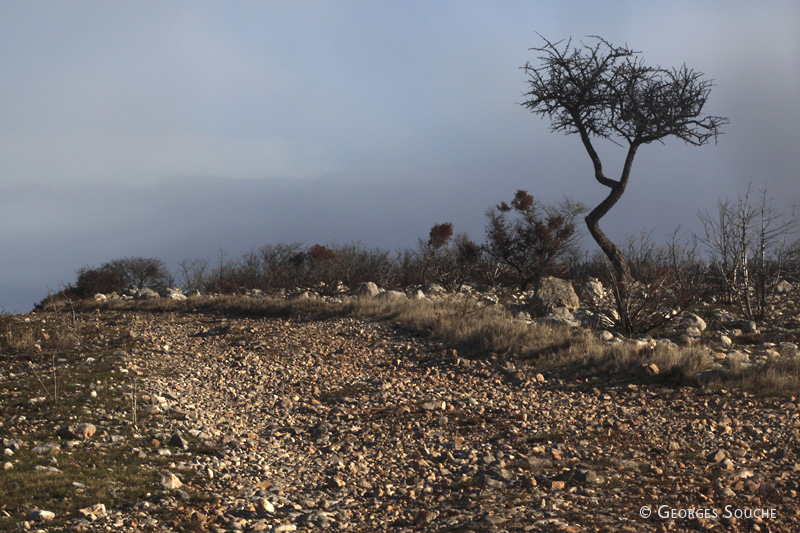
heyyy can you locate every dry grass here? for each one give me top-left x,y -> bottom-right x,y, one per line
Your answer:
0,313 -> 78,354
721,354 -> 800,397
51,293 -> 800,397
347,296 -> 542,353
3,292 -> 798,527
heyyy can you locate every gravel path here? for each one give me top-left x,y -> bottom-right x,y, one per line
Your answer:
40,310 -> 800,531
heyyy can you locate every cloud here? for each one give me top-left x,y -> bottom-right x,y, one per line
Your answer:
0,1 -> 798,313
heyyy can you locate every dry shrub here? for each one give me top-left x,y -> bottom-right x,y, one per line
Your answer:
0,315 -> 38,352
69,294 -> 800,396
348,296 -> 595,360
724,354 -> 800,396
1,311 -> 80,354
642,345 -> 715,379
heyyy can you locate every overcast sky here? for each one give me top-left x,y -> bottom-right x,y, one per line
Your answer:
1,1 -> 798,313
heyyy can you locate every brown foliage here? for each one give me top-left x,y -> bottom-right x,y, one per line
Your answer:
485,191 -> 585,290
429,223 -> 454,250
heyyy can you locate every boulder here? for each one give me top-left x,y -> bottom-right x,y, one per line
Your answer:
582,279 -> 604,300
479,295 -> 499,305
776,280 -> 793,295
739,321 -> 760,334
574,309 -> 613,329
680,313 -> 707,332
288,290 -> 317,300
539,307 -> 581,328
375,290 -> 407,303
530,277 -> 580,313
163,288 -> 187,300
168,432 -> 188,449
133,288 -> 159,300
160,471 -> 183,490
421,283 -> 446,295
598,330 -> 615,342
57,423 -> 96,440
77,503 -> 107,520
635,363 -> 660,378
715,335 -> 732,347
28,509 -> 55,522
352,282 -> 380,298
684,326 -> 703,338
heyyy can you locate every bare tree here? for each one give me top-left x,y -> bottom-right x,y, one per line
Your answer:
698,185 -> 796,320
521,35 -> 727,306
112,257 -> 173,291
177,258 -> 209,293
260,242 -> 304,289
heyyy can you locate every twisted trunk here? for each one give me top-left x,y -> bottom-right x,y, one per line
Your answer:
576,120 -> 639,284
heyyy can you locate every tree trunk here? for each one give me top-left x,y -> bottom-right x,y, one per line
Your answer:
585,189 -> 631,282
583,143 -> 638,284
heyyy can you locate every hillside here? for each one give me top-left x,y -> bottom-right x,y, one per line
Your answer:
1,295 -> 799,532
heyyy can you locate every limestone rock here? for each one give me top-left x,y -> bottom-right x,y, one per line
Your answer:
582,279 -> 604,300
635,363 -> 660,378
530,277 -> 580,313
77,503 -> 107,520
775,279 -> 793,295
716,335 -> 732,347
739,320 -> 759,334
134,288 -> 160,300
420,283 -> 446,295
168,432 -> 188,449
163,288 -> 187,300
680,313 -> 707,331
352,282 -> 380,298
28,509 -> 55,522
160,472 -> 183,490
539,307 -> 581,328
375,290 -> 407,303
256,498 -> 275,513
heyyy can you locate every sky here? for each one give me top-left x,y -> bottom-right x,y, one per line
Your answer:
1,1 -> 798,313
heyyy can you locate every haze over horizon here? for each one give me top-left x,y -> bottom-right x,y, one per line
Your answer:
2,1 -> 799,313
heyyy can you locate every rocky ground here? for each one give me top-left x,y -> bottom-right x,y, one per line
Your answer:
3,306 -> 800,532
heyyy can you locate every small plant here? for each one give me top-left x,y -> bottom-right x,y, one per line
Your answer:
484,190 -> 585,290
417,223 -> 482,291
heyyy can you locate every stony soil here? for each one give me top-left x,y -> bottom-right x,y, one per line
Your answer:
5,309 -> 800,532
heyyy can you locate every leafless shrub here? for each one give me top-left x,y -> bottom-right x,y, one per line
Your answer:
177,258 -> 210,293
698,184 -> 797,320
416,223 -> 482,291
584,230 -> 704,335
259,242 -> 304,289
329,243 -> 397,288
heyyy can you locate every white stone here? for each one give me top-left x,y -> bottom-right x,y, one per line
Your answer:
352,282 -> 380,297
681,313 -> 707,331
160,472 -> 183,489
29,509 -> 55,521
